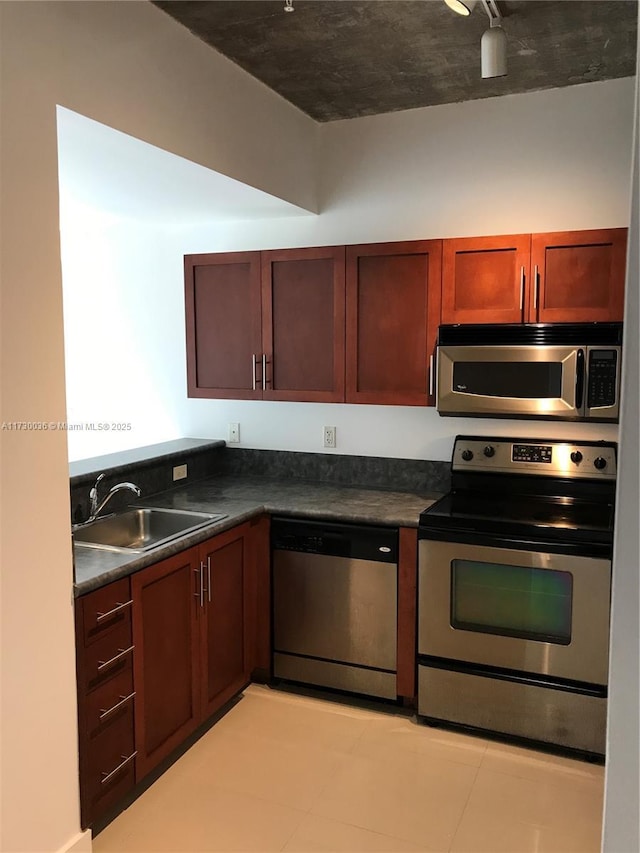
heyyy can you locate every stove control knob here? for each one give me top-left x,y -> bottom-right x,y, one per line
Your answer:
483,445 -> 495,458
461,449 -> 474,462
570,451 -> 583,464
594,456 -> 607,470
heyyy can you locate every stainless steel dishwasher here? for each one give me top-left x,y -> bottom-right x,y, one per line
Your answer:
271,517 -> 398,700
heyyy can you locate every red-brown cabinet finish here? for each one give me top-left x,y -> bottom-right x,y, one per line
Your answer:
397,527 -> 418,702
261,247 -> 346,402
441,234 -> 531,325
132,549 -> 201,780
244,515 -> 271,680
131,525 -> 252,781
346,241 -> 442,406
199,526 -> 250,719
530,229 -> 627,323
185,252 -> 262,399
75,577 -> 136,829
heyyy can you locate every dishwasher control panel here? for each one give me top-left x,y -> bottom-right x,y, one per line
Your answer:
271,517 -> 398,563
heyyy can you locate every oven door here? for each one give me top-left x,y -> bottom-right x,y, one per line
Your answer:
418,539 -> 610,685
437,344 -> 583,418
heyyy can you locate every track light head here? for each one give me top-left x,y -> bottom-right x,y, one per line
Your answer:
481,21 -> 507,78
444,0 -> 477,16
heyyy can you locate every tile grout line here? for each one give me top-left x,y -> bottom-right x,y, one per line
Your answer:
445,759 -> 484,853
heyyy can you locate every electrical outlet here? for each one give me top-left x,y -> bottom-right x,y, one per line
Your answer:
228,422 -> 240,443
323,426 -> 337,448
173,464 -> 187,481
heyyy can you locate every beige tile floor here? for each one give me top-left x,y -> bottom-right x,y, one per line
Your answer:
94,684 -> 604,853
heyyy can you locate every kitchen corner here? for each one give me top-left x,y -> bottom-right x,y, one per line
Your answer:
72,438 -> 446,829
72,439 -> 447,596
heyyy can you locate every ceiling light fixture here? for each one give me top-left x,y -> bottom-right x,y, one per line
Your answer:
444,0 -> 477,15
480,0 -> 507,78
284,0 -> 294,11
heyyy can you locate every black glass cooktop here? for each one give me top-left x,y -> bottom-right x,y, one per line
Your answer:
419,490 -> 614,545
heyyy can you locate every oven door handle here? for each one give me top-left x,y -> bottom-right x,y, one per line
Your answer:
575,348 -> 585,412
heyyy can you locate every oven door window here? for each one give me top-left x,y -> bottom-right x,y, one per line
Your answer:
451,560 -> 573,644
452,361 -> 563,398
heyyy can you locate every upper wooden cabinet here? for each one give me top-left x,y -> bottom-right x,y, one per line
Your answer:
185,228 -> 626,406
530,229 -> 627,323
261,247 -> 345,402
442,229 -> 627,326
346,241 -> 442,406
185,247 -> 345,402
441,234 -> 531,325
185,252 -> 262,400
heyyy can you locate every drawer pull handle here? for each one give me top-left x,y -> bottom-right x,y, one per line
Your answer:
97,645 -> 134,672
99,691 -> 136,721
100,751 -> 137,786
96,600 -> 133,623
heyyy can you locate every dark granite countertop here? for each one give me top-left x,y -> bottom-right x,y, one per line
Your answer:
74,474 -> 442,596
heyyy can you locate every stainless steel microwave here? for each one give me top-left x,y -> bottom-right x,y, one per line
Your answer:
436,323 -> 623,421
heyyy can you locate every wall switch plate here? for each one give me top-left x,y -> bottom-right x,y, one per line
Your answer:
323,426 -> 337,448
228,422 -> 240,443
173,464 -> 188,481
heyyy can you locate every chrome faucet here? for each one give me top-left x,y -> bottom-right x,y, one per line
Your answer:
86,473 -> 141,522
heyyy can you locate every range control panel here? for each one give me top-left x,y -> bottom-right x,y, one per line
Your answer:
453,437 -> 617,480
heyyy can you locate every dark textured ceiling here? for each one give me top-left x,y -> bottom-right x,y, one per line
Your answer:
152,1 -> 638,122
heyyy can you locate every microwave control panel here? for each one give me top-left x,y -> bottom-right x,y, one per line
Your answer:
587,349 -> 618,409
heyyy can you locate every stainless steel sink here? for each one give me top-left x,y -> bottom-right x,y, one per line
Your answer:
73,507 -> 226,553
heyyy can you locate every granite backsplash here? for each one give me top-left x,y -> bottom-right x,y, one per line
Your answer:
70,441 -> 450,525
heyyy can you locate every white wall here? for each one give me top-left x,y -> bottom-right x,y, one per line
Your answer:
602,62 -> 640,853
0,2 -> 316,850
62,79 -> 632,462
60,203 -> 191,460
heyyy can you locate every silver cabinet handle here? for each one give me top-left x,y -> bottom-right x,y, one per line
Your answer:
428,355 -> 434,397
533,264 -> 539,310
193,566 -> 200,602
252,354 -> 257,391
97,645 -> 134,673
207,555 -> 211,603
199,563 -> 204,608
262,354 -> 267,391
99,691 -> 136,721
100,751 -> 137,786
96,600 -> 133,623
519,266 -> 525,311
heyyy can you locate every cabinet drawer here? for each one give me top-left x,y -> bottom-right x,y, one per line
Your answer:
82,707 -> 136,826
81,578 -> 132,646
83,668 -> 135,740
81,622 -> 134,693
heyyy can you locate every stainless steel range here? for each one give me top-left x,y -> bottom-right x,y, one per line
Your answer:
417,435 -> 617,757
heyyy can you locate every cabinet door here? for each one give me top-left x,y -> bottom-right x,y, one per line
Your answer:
442,234 -> 531,324
200,527 -> 249,720
530,229 -> 627,323
185,252 -> 262,399
346,241 -> 442,406
262,247 -> 346,402
132,549 -> 201,780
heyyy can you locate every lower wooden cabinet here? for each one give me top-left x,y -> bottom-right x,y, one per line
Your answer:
131,548 -> 201,780
75,521 -> 259,828
75,577 -> 136,829
75,516 -> 416,828
132,523 -> 253,780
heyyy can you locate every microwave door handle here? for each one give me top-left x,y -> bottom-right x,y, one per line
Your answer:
576,349 -> 585,412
